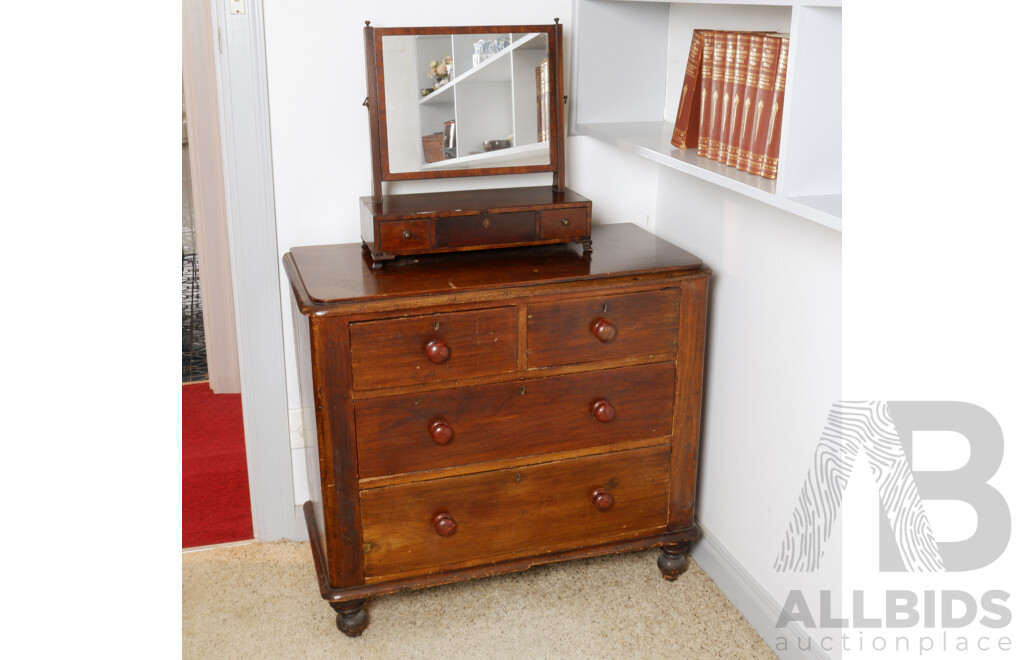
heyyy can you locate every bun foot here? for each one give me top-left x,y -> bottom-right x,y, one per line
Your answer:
330,599 -> 369,637
657,543 -> 691,581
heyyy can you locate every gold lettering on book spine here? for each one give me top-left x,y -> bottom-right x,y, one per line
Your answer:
752,100 -> 764,143
740,98 -> 751,145
700,88 -> 707,133
676,84 -> 688,122
720,92 -> 730,135
729,94 -> 740,138
765,101 -> 780,154
710,90 -> 719,136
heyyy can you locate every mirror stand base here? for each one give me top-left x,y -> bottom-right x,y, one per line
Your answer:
359,187 -> 592,270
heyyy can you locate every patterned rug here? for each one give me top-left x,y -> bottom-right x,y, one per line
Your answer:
182,253 -> 208,383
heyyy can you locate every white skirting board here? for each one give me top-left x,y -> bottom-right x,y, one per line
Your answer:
689,521 -> 828,660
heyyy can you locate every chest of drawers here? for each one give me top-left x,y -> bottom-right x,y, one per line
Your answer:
284,223 -> 710,636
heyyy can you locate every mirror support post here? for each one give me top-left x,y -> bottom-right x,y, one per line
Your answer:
552,20 -> 566,193
363,21 -> 384,202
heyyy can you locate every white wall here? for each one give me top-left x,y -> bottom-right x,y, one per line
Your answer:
649,167 -> 841,650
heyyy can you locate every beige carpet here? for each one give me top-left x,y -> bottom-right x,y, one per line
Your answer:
183,541 -> 776,659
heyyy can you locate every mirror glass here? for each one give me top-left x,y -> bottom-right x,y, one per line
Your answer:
379,31 -> 552,176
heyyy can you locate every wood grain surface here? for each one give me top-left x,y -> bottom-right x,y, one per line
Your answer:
359,445 -> 670,580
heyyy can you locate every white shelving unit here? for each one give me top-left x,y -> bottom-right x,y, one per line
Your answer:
570,0 -> 842,231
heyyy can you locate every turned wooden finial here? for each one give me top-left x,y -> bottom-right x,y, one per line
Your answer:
365,20 -> 371,26
554,17 -> 560,24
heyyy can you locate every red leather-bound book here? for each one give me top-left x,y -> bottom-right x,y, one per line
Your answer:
670,30 -> 706,149
696,31 -> 716,157
732,35 -> 762,170
706,32 -> 730,161
758,36 -> 789,179
721,33 -> 752,165
743,34 -> 782,176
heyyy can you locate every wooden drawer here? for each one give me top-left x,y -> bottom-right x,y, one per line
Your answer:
435,211 -> 536,248
359,444 -> 670,580
355,362 -> 675,478
350,307 -> 517,390
378,219 -> 429,252
526,289 -> 680,368
539,207 -> 589,240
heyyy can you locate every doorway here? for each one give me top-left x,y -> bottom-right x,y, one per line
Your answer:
182,107 -> 208,383
181,90 -> 253,548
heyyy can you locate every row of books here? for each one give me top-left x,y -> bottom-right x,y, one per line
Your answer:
670,29 -> 790,180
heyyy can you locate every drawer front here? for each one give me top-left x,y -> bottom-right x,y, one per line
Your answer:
539,207 -> 589,240
360,445 -> 670,579
435,211 -> 536,248
350,307 -> 517,390
378,219 -> 430,252
355,362 -> 675,478
527,289 -> 680,368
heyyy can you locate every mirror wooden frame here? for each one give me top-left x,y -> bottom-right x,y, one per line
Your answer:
363,21 -> 566,200
359,20 -> 590,269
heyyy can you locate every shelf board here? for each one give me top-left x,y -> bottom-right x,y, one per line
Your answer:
574,120 -> 841,231
422,141 -> 549,170
419,83 -> 454,105
603,0 -> 841,6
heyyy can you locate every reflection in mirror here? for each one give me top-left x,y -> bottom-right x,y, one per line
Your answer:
381,32 -> 551,174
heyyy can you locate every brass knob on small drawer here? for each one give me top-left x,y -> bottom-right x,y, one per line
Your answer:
401,229 -> 412,239
560,217 -> 571,226
590,318 -> 617,343
430,419 -> 453,445
433,512 -> 456,537
592,400 -> 615,423
424,339 -> 450,364
591,488 -> 614,512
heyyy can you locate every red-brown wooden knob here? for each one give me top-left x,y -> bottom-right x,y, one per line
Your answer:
591,488 -> 614,512
592,400 -> 615,423
591,318 -> 617,343
424,339 -> 450,364
433,512 -> 456,537
430,420 -> 453,445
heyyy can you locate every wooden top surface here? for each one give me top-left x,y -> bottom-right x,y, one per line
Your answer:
284,223 -> 705,311
361,186 -> 591,218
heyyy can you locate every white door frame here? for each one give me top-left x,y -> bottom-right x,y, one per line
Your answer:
192,0 -> 305,541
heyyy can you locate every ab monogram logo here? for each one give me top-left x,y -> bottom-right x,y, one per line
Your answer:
775,401 -> 1010,573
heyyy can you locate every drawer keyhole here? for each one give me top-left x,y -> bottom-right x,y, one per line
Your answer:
482,217 -> 491,228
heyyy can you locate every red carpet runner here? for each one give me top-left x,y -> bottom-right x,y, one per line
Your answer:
182,383 -> 253,548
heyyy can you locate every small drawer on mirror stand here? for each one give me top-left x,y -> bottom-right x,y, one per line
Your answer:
379,219 -> 430,252
539,207 -> 590,240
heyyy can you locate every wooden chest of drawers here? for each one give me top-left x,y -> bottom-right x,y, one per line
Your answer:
284,223 -> 710,636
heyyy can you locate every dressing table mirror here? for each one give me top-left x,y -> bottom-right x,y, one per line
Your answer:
361,21 -> 592,268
